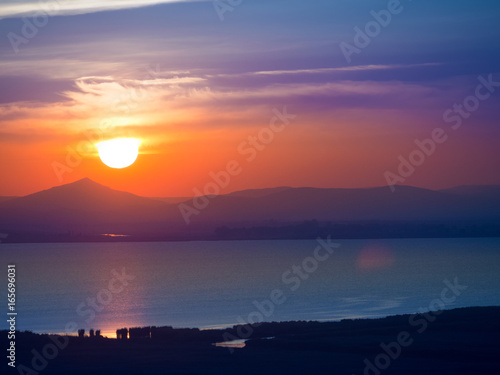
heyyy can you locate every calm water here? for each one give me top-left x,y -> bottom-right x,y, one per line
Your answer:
1,238 -> 500,337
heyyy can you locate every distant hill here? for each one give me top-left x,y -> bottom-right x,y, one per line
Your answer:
0,178 -> 161,213
0,178 -> 176,238
150,187 -> 293,204
440,185 -> 500,196
227,186 -> 293,198
440,185 -> 500,200
187,185 -> 500,224
0,196 -> 16,203
0,178 -> 499,242
151,197 -> 193,204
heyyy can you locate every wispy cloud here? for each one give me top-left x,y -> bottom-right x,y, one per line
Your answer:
250,63 -> 442,76
0,70 -> 447,139
0,0 -> 204,19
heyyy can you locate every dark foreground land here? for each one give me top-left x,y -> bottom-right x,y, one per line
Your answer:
4,306 -> 500,375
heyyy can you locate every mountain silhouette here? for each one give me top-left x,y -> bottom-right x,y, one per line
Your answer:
1,178 -> 161,213
0,179 -> 499,242
0,178 -> 168,236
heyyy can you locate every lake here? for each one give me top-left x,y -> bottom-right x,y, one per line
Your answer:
1,237 -> 499,338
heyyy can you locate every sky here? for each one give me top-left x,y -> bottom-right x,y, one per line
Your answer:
0,0 -> 500,197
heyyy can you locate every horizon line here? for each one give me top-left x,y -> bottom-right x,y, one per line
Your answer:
2,177 -> 500,199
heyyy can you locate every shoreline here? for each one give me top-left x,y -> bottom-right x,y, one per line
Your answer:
18,302 -> 500,340
4,306 -> 500,374
8,305 -> 500,340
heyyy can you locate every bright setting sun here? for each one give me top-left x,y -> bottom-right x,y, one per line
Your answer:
96,138 -> 141,169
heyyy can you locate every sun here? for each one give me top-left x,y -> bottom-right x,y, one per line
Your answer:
96,138 -> 141,169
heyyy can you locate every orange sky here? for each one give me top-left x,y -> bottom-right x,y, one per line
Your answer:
1,1 -> 500,197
